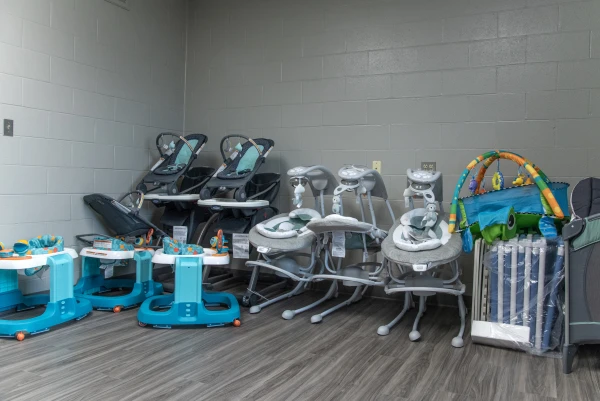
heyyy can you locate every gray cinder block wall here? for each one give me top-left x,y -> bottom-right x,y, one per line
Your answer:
0,0 -> 187,293
184,0 -> 600,296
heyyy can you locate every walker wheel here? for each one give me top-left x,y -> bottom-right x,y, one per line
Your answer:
233,319 -> 241,327
138,321 -> 147,327
113,305 -> 122,313
15,332 -> 25,341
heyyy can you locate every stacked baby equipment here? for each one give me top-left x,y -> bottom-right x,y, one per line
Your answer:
0,235 -> 91,341
563,178 -> 600,373
244,165 -> 338,312
138,132 -> 215,243
454,151 -> 569,353
380,169 -> 466,347
74,235 -> 162,313
137,233 -> 241,329
194,135 -> 280,294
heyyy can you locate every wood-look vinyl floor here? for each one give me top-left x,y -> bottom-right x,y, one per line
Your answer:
0,291 -> 598,401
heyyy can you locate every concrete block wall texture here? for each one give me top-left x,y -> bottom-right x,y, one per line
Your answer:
0,0 -> 187,293
184,0 -> 600,297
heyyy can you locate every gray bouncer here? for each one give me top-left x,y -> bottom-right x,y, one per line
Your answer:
244,166 -> 338,312
380,169 -> 466,348
270,165 -> 395,322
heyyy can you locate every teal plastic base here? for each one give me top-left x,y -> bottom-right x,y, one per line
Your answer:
74,250 -> 162,311
0,254 -> 92,340
138,256 -> 240,328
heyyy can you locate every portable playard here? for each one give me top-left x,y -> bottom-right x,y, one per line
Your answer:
449,151 -> 569,251
0,236 -> 92,341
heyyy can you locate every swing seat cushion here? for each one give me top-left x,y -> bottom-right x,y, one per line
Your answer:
249,214 -> 317,253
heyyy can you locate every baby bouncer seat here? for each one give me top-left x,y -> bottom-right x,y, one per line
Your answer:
199,135 -> 275,202
136,133 -> 212,196
380,169 -> 467,347
244,165 -> 338,310
0,236 -> 92,341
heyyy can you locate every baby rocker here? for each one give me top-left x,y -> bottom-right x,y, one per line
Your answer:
74,235 -> 163,313
137,234 -> 240,328
0,235 -> 92,341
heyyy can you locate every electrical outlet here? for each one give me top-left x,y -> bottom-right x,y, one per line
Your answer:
3,119 -> 14,136
372,160 -> 382,173
421,161 -> 436,171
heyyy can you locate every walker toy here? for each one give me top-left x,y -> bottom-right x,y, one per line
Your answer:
209,230 -> 229,255
137,238 -> 240,328
449,151 -> 569,252
0,235 -> 91,341
74,235 -> 163,313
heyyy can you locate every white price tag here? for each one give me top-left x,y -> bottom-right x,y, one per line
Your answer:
233,233 -> 250,259
93,239 -> 112,250
173,226 -> 188,243
332,231 -> 346,258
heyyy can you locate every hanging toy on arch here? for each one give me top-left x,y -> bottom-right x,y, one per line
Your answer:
513,166 -> 526,186
468,175 -> 478,195
492,158 -> 504,191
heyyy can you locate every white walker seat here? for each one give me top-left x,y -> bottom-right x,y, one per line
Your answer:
380,169 -> 466,348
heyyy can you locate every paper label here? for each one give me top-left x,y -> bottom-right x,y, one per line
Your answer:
173,226 -> 188,243
332,231 -> 346,258
232,233 -> 249,259
93,239 -> 113,250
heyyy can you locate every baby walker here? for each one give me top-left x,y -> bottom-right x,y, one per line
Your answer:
74,235 -> 163,313
0,235 -> 92,341
137,232 -> 240,328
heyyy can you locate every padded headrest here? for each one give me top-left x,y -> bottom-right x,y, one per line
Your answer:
306,215 -> 374,234
571,178 -> 600,219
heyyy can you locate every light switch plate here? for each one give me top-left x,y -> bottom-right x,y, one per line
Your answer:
421,161 -> 436,171
3,119 -> 13,136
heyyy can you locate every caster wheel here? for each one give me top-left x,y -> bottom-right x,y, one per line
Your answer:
138,321 -> 147,327
377,326 -> 390,336
113,305 -> 122,313
249,306 -> 261,314
200,188 -> 211,200
451,337 -> 464,348
282,310 -> 295,320
15,332 -> 25,341
409,330 -> 421,342
234,189 -> 246,202
310,315 -> 323,324
233,319 -> 241,327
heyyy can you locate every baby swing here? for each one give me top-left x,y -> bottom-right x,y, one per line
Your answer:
244,165 -> 338,311
379,169 -> 466,347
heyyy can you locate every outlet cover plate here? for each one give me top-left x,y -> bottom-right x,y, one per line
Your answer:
3,119 -> 13,136
372,160 -> 382,173
421,161 -> 436,171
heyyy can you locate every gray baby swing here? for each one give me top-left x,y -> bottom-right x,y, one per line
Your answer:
379,169 -> 466,348
244,165 -> 338,311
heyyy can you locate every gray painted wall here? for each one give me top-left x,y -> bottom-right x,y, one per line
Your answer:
185,0 -> 600,294
0,0 -> 187,293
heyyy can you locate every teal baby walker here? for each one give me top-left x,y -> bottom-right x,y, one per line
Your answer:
138,232 -> 241,328
74,235 -> 163,313
0,235 -> 92,341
